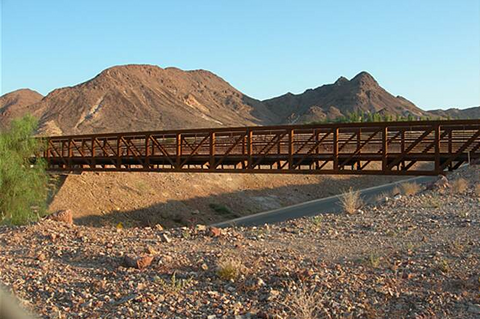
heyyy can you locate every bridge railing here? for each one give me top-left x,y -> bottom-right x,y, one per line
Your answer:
41,119 -> 480,175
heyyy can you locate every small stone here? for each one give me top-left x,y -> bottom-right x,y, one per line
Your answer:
146,246 -> 157,255
48,209 -> 73,224
155,224 -> 164,231
160,234 -> 171,243
208,227 -> 222,237
123,255 -> 153,269
196,224 -> 207,231
256,278 -> 266,287
37,253 -> 46,261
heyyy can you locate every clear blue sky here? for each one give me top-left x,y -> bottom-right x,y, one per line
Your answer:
1,0 -> 479,110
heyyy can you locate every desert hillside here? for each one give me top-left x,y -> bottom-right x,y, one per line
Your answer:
0,89 -> 43,128
1,65 -> 478,136
429,106 -> 480,119
1,65 -> 279,135
262,72 -> 427,123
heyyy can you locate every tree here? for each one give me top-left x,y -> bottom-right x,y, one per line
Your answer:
0,115 -> 48,224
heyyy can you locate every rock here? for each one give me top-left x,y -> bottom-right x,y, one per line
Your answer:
256,278 -> 266,287
37,253 -> 46,261
155,224 -> 164,231
48,209 -> 73,224
123,255 -> 153,269
432,175 -> 450,190
208,227 -> 222,237
393,194 -> 402,200
160,234 -> 171,243
196,224 -> 207,231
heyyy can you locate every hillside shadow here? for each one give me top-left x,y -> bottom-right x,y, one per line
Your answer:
74,174 -> 405,228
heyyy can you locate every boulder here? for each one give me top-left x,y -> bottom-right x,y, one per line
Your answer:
48,209 -> 73,224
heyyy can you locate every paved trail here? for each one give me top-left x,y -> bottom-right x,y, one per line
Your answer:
213,175 -> 436,227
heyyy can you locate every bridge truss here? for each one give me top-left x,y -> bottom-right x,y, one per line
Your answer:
41,120 -> 480,175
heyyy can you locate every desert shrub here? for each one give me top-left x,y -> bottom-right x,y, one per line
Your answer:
450,178 -> 469,194
209,203 -> 233,216
340,187 -> 362,214
216,257 -> 244,281
401,182 -> 421,196
0,115 -> 48,224
282,283 -> 326,319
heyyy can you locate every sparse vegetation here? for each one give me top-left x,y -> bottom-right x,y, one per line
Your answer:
216,257 -> 244,281
0,115 -> 48,224
309,110 -> 441,125
401,182 -> 421,196
422,194 -> 442,208
367,253 -> 381,268
450,178 -> 469,194
209,203 -> 233,216
312,215 -> 323,228
154,272 -> 193,293
340,187 -> 362,214
283,283 -> 326,319
436,258 -> 451,273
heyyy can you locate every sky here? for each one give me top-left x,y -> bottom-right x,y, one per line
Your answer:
1,0 -> 479,110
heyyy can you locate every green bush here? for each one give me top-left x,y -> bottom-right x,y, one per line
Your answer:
0,115 -> 48,224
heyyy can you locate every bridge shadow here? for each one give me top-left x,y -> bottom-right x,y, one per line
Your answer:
73,174 -> 405,228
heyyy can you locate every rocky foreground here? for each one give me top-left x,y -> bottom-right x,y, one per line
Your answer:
0,167 -> 479,319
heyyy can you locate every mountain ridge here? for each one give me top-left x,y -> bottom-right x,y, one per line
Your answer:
0,65 -> 478,135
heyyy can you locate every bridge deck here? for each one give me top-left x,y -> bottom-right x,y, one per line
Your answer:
41,120 -> 480,175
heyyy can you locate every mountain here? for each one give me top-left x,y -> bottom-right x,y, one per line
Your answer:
5,64 -> 279,135
428,106 -> 480,119
0,89 -> 43,128
262,71 -> 427,123
2,66 -> 477,136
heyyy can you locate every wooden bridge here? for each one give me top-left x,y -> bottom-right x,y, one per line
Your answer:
41,120 -> 480,176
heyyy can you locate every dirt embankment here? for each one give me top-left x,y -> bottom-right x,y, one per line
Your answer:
48,172 -> 404,228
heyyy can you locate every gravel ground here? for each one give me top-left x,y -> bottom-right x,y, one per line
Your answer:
0,166 -> 479,318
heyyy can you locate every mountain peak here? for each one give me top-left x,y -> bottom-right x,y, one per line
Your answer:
334,76 -> 349,85
351,71 -> 378,87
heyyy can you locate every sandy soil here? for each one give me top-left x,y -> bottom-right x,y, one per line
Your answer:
48,172 -> 404,228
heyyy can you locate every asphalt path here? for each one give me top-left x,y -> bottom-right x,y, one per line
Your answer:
212,175 -> 438,228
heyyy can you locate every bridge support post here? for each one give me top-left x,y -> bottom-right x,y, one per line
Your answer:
382,126 -> 388,172
435,124 -> 441,174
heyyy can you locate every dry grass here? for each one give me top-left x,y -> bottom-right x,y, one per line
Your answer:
216,257 -> 244,281
475,184 -> 480,197
282,283 -> 326,319
450,178 -> 469,194
340,188 -> 362,214
401,182 -> 422,196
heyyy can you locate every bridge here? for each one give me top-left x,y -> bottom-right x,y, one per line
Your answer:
41,119 -> 480,176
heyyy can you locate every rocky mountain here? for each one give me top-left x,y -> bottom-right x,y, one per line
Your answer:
428,106 -> 480,119
1,65 -> 279,135
262,72 -> 427,123
1,65 -> 477,136
0,89 -> 43,128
